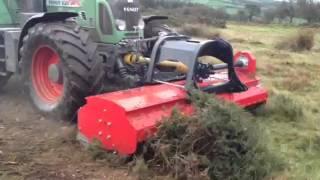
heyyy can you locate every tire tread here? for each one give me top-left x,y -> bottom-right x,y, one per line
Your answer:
20,21 -> 103,120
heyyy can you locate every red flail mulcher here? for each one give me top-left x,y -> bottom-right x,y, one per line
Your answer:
77,38 -> 268,155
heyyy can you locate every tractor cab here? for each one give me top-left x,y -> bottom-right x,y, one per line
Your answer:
109,0 -> 144,32
45,0 -> 144,43
102,0 -> 145,42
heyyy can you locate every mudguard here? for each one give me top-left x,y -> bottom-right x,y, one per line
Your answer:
18,12 -> 78,60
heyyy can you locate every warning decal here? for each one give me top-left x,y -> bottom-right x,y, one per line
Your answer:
47,0 -> 81,7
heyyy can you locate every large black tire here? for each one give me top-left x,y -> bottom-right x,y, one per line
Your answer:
20,22 -> 103,121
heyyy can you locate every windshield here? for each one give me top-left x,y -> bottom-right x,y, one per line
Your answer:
109,0 -> 141,31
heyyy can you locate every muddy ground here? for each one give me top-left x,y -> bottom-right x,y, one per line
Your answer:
0,77 -> 135,180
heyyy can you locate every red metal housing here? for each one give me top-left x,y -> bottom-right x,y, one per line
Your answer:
78,52 -> 268,155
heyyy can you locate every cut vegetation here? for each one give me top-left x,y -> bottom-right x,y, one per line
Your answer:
137,92 -> 283,180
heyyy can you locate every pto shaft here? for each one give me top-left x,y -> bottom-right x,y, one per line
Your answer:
124,53 -> 246,74
124,53 -> 189,74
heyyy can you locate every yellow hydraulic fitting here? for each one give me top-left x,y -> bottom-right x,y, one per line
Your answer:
124,53 -> 149,64
158,61 -> 189,74
124,53 -> 189,74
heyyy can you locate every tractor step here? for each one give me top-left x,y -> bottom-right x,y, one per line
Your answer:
0,42 -> 6,73
0,72 -> 7,76
0,46 -> 4,59
0,31 -> 5,65
0,29 -> 21,73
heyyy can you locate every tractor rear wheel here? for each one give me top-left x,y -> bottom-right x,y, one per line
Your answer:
20,22 -> 102,121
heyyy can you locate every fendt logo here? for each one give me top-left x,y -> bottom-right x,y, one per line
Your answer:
124,7 -> 139,12
47,0 -> 81,7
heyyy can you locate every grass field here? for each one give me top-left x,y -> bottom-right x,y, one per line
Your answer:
210,23 -> 320,179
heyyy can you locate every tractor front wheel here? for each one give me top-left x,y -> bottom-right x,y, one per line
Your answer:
20,22 -> 101,121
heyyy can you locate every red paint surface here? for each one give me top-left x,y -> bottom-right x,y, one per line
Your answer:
32,46 -> 63,104
78,52 -> 268,155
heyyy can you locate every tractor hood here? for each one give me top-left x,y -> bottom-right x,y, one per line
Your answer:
109,0 -> 142,31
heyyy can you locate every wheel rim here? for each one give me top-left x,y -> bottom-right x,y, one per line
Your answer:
32,46 -> 64,105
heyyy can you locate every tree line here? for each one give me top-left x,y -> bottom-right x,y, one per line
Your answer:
140,0 -> 320,25
249,0 -> 320,24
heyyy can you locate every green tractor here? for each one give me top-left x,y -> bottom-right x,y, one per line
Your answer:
0,0 -> 172,119
0,0 -> 268,123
